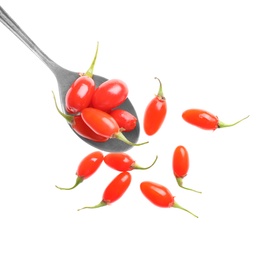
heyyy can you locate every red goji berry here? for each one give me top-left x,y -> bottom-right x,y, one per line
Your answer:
104,152 -> 158,171
182,108 -> 249,130
140,181 -> 198,218
65,42 -> 99,114
143,77 -> 167,136
78,171 -> 132,210
81,107 -> 148,146
55,151 -> 104,190
173,145 -> 202,194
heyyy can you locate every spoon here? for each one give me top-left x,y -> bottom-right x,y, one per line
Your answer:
0,6 -> 140,152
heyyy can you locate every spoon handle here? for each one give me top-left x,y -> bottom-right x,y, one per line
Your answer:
0,6 -> 61,73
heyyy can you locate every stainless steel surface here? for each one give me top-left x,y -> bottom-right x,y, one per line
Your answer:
0,6 -> 140,152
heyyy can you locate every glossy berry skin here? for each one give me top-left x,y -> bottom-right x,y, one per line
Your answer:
182,109 -> 219,130
65,76 -> 96,114
52,91 -> 108,142
65,43 -> 99,114
143,77 -> 167,136
109,109 -> 137,132
103,171 -> 132,204
71,116 -> 109,142
78,171 -> 132,210
172,145 -> 202,194
77,151 -> 104,179
173,145 -> 189,178
104,152 -> 158,171
91,79 -> 128,112
182,109 -> 250,130
81,107 -> 148,146
56,151 -> 104,190
81,107 -> 120,138
140,181 -> 198,218
104,153 -> 134,171
140,181 -> 174,208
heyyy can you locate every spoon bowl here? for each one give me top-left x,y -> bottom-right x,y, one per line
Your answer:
0,6 -> 140,152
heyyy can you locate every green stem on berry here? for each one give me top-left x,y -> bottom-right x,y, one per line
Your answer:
154,77 -> 165,100
218,115 -> 250,128
133,155 -> 158,170
176,178 -> 202,194
52,91 -> 74,123
84,41 -> 99,78
77,200 -> 107,211
55,176 -> 83,190
172,202 -> 199,218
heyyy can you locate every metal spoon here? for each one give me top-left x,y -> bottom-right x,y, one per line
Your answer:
0,6 -> 140,152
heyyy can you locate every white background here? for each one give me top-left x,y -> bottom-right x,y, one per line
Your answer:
1,0 -> 278,259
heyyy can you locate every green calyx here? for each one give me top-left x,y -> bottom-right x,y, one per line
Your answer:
154,77 -> 165,100
77,200 -> 107,211
52,91 -> 74,123
133,155 -> 158,170
84,41 -> 99,78
218,115 -> 250,128
176,178 -> 202,194
172,201 -> 199,218
55,176 -> 83,190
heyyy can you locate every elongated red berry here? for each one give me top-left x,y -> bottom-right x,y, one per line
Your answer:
81,107 -> 148,146
109,109 -> 137,132
182,109 -> 249,130
140,181 -> 198,218
172,145 -> 202,194
91,79 -> 128,112
55,151 -> 104,190
65,42 -> 99,114
78,171 -> 132,210
143,77 -> 167,136
52,91 -> 108,142
104,152 -> 158,171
